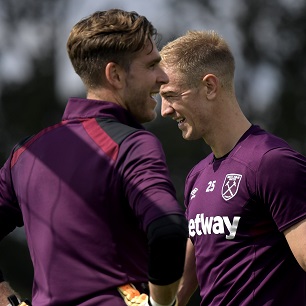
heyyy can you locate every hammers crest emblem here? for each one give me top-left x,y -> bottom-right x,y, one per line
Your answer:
222,174 -> 242,201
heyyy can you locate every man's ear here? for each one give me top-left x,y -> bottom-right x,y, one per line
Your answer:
105,62 -> 125,89
203,74 -> 218,100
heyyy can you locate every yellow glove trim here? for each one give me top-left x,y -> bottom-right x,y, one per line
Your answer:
118,283 -> 148,306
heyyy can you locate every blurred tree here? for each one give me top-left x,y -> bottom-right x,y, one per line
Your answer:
0,0 -> 67,164
235,0 -> 306,154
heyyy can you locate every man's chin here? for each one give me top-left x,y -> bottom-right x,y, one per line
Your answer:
139,111 -> 157,124
182,131 -> 193,141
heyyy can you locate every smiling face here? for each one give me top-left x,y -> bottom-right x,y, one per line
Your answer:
160,66 -> 209,140
121,40 -> 169,123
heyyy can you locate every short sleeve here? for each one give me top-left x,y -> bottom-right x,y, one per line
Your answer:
257,147 -> 306,232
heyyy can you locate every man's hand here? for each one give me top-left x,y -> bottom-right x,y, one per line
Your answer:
0,282 -> 19,306
118,284 -> 149,306
7,295 -> 31,306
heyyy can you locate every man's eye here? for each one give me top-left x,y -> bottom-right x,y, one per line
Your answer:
164,95 -> 175,101
149,63 -> 156,69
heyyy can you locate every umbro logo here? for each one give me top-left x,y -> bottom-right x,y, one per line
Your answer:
190,187 -> 198,199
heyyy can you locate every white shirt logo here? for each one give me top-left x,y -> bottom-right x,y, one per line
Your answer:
189,213 -> 241,240
206,180 -> 216,192
190,187 -> 198,199
221,174 -> 242,201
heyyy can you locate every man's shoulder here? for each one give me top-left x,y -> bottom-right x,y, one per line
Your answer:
95,117 -> 142,145
233,127 -> 292,166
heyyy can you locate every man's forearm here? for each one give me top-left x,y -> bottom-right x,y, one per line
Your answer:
149,279 -> 180,305
176,239 -> 198,306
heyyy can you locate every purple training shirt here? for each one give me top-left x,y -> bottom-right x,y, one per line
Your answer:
185,125 -> 306,306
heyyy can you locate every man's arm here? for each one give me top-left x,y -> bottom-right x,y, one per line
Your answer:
284,218 -> 306,271
118,214 -> 187,306
177,238 -> 198,306
147,215 -> 188,305
149,280 -> 180,306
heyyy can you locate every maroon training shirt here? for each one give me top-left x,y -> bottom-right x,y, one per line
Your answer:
0,98 -> 184,305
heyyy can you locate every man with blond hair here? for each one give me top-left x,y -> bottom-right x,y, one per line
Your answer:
160,30 -> 306,306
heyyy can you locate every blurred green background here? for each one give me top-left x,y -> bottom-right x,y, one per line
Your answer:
1,0 -> 306,304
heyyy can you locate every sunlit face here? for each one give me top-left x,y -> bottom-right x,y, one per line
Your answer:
160,66 -> 208,140
121,39 -> 169,123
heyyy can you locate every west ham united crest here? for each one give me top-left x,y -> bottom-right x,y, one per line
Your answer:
222,174 -> 242,201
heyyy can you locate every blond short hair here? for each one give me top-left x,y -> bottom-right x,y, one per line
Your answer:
160,30 -> 235,88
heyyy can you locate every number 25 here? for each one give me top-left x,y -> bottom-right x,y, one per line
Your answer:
206,180 -> 216,192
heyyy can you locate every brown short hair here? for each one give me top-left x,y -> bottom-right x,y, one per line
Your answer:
67,9 -> 157,89
160,30 -> 235,89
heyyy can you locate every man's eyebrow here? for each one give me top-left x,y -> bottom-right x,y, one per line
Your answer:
159,90 -> 177,97
150,56 -> 162,65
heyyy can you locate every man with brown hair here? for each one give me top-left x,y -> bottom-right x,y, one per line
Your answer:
0,9 -> 187,306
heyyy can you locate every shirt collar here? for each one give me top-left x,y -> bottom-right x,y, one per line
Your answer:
62,98 -> 144,129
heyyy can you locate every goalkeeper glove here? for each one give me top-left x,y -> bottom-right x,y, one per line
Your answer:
118,284 -> 149,306
118,284 -> 178,306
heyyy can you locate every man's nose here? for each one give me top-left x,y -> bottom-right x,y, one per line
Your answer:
157,67 -> 169,85
161,99 -> 174,117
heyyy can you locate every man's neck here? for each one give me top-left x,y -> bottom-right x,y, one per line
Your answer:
210,117 -> 251,158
